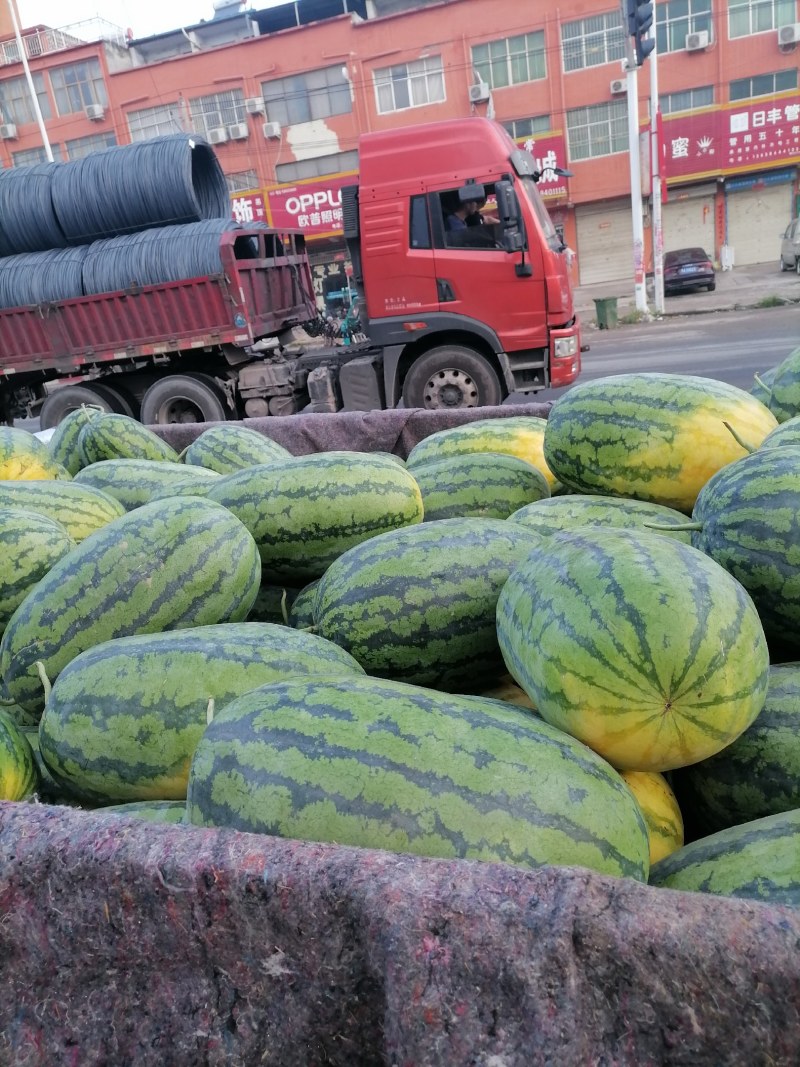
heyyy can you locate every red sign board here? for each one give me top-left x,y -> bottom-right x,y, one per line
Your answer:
663,93 -> 800,181
230,192 -> 267,225
262,173 -> 356,237
516,132 -> 570,199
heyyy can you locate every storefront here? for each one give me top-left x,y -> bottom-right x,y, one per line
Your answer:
575,199 -> 634,285
661,182 -> 718,259
723,169 -> 796,267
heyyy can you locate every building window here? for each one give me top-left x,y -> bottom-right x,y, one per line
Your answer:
49,58 -> 107,116
275,148 -> 358,183
567,101 -> 627,161
226,170 -> 259,193
471,32 -> 546,90
65,132 -> 117,160
730,69 -> 798,99
729,0 -> 797,36
561,13 -> 626,72
374,56 -> 445,114
261,65 -> 351,127
502,114 -> 551,139
189,89 -> 245,139
127,103 -> 185,141
660,86 -> 714,113
656,0 -> 713,53
12,144 -> 63,166
0,73 -> 51,125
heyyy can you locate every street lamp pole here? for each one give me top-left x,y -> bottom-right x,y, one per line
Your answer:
6,0 -> 54,162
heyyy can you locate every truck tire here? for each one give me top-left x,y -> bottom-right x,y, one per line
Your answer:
140,373 -> 230,425
402,346 -> 502,409
39,381 -> 136,429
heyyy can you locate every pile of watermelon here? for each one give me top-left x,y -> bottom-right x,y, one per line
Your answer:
2,354 -> 800,912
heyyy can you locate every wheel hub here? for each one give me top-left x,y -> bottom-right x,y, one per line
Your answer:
423,368 -> 479,408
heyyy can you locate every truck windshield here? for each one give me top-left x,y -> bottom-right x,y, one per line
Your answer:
517,175 -> 563,253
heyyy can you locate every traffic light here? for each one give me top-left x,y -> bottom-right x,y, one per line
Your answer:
626,0 -> 655,65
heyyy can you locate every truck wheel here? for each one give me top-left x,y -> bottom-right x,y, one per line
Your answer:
140,373 -> 230,425
402,346 -> 502,409
39,382 -> 135,429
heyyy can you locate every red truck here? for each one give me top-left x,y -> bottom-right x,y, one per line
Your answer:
0,117 -> 581,427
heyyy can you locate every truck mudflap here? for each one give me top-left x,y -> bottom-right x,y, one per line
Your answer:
548,320 -> 582,388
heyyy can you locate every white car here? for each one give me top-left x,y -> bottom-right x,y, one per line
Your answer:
780,217 -> 800,272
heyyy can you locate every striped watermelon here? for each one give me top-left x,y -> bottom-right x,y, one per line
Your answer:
315,518 -> 544,692
186,675 -> 650,880
182,424 -> 293,473
207,451 -> 424,583
760,415 -> 800,450
649,808 -> 800,908
75,458 -> 220,510
477,674 -> 537,711
0,497 -> 261,715
689,445 -> 800,647
287,579 -> 320,629
0,709 -> 36,800
412,452 -> 550,521
78,413 -> 180,465
508,494 -> 693,542
47,404 -> 104,476
98,800 -> 187,823
406,415 -> 556,489
23,729 -> 62,800
672,662 -> 800,834
766,345 -> 800,423
0,509 -> 75,632
620,770 -> 684,865
38,622 -> 365,802
0,426 -> 71,481
543,373 -> 778,512
0,480 -> 126,542
496,528 -> 770,772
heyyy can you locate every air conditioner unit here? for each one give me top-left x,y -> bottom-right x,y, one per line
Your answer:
245,97 -> 266,115
610,78 -> 627,95
0,123 -> 17,140
777,22 -> 800,44
468,81 -> 491,104
262,120 -> 281,139
207,126 -> 229,145
685,30 -> 710,51
85,103 -> 105,121
228,122 -> 249,141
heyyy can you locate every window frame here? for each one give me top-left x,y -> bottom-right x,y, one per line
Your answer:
655,0 -> 713,54
561,12 -> 627,73
729,0 -> 797,37
127,103 -> 184,142
64,131 -> 118,160
373,55 -> 445,115
49,58 -> 107,116
729,69 -> 798,100
471,31 -> 546,91
275,148 -> 358,183
188,89 -> 246,138
502,115 -> 551,140
660,85 -> 715,114
0,72 -> 51,126
261,65 -> 352,127
566,100 -> 628,161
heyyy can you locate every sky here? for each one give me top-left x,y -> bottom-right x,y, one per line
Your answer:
16,0 -> 282,39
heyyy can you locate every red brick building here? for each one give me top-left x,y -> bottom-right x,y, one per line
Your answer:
0,0 -> 797,291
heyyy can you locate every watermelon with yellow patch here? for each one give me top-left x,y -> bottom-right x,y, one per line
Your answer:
621,770 -> 684,865
0,427 -> 71,481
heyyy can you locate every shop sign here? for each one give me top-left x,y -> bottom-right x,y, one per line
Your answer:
518,132 -> 570,198
230,193 -> 267,225
263,174 -> 356,236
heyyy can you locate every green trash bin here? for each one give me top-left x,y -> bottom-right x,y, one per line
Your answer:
594,297 -> 618,329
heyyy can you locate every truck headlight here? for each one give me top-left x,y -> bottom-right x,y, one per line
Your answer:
553,336 -> 579,359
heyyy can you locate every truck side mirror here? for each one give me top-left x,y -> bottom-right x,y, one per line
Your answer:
495,180 -> 524,253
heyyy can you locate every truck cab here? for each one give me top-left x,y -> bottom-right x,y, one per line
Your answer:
344,117 -> 581,408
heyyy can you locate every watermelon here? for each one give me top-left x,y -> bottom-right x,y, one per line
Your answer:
411,452 -> 549,521
38,622 -> 365,802
0,509 -> 76,632
75,458 -> 220,510
766,346 -> 800,423
672,662 -> 800,834
97,800 -> 187,823
315,518 -> 544,692
759,415 -> 800,450
751,365 -> 778,405
0,497 -> 261,715
406,415 -> 555,489
0,709 -> 36,800
47,404 -> 104,476
689,445 -> 800,647
186,675 -> 650,880
206,451 -> 424,583
477,674 -> 537,711
23,728 -> 62,800
620,770 -> 684,865
496,527 -> 770,772
181,424 -> 293,473
649,809 -> 800,908
0,480 -> 126,542
543,373 -> 778,512
78,413 -> 180,465
508,494 -> 693,543
0,426 -> 71,481
287,579 -> 320,629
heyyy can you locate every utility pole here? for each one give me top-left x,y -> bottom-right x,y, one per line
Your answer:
650,24 -> 665,315
7,0 -> 54,163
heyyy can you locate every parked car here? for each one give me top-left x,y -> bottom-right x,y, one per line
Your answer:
780,218 -> 800,272
663,248 -> 716,295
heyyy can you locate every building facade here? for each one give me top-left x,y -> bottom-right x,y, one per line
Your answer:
0,0 -> 797,292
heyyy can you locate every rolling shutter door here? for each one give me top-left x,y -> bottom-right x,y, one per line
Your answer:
575,200 -> 633,285
726,182 -> 793,266
662,189 -> 716,257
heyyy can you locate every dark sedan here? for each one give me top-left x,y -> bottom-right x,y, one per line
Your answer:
663,247 -> 716,295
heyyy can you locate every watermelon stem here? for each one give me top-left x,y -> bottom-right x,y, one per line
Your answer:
644,521 -> 703,532
753,372 -> 772,399
35,661 -> 52,704
0,696 -> 14,705
206,698 -> 215,725
722,421 -> 757,455
280,589 -> 289,626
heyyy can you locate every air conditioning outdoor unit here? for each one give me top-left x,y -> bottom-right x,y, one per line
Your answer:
245,97 -> 266,115
0,123 -> 17,140
85,103 -> 105,121
262,120 -> 281,139
609,78 -> 626,95
228,122 -> 249,140
207,126 -> 229,145
777,22 -> 800,44
468,81 -> 491,104
685,30 -> 710,51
